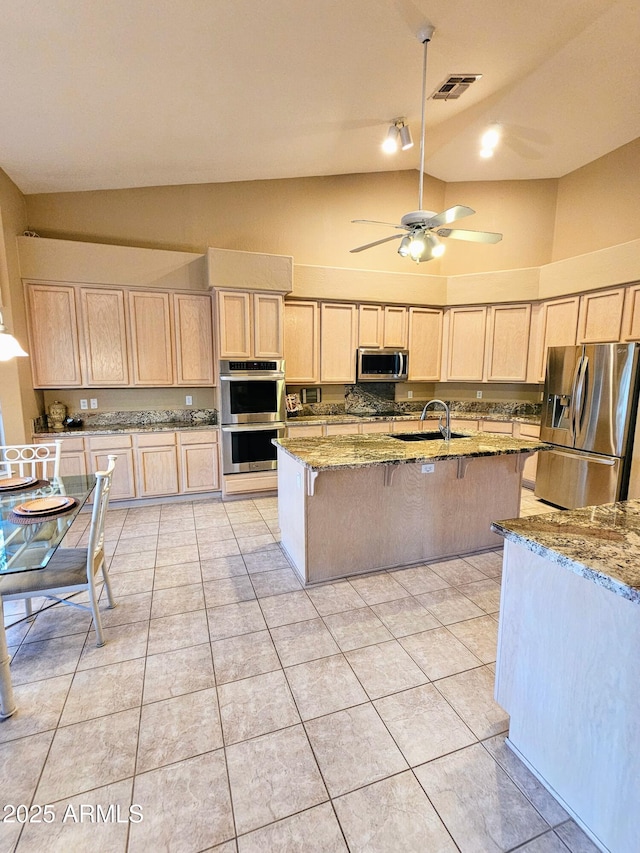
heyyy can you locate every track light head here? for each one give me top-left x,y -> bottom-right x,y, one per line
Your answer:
382,124 -> 399,153
399,123 -> 413,150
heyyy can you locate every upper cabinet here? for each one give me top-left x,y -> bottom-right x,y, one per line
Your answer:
216,290 -> 283,359
129,291 -> 174,385
536,296 -> 580,380
79,287 -> 130,386
577,287 -> 625,344
173,293 -> 214,386
358,305 -> 407,349
621,284 -> 640,341
25,283 -> 83,387
445,306 -> 487,381
485,303 -> 531,382
407,307 -> 442,381
284,301 -> 320,383
320,302 -> 358,383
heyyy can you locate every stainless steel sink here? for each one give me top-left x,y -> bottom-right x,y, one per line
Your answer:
390,432 -> 470,441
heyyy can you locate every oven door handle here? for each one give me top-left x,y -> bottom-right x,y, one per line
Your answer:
221,423 -> 287,432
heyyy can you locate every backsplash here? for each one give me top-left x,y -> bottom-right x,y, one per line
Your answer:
33,408 -> 217,432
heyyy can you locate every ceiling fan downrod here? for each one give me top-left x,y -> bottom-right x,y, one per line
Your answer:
417,25 -> 435,212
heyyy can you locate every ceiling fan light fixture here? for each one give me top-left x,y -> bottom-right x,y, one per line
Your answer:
397,235 -> 412,257
382,124 -> 399,154
399,123 -> 413,150
409,232 -> 426,260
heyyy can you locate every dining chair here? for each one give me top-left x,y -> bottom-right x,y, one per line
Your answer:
0,440 -> 63,481
0,455 -> 118,647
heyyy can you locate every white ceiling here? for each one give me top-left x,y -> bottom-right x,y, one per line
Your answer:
1,0 -> 638,195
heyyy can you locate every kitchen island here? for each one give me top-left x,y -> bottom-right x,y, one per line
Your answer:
491,504 -> 640,853
274,430 -> 547,584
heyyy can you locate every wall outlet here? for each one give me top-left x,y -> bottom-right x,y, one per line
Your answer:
80,399 -> 88,410
421,463 -> 435,474
185,395 -> 193,406
407,390 -> 413,399
476,390 -> 483,399
90,398 -> 98,409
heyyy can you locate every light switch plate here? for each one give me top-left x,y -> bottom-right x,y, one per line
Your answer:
421,463 -> 435,473
185,395 -> 193,406
476,390 -> 483,399
80,399 -> 88,410
90,398 -> 98,409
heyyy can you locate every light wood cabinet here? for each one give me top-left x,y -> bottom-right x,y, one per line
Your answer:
79,287 -> 130,386
407,307 -> 442,381
451,418 -> 479,432
129,291 -> 174,385
536,296 -> 580,381
217,290 -> 283,359
515,422 -> 541,487
25,283 -> 82,387
324,423 -> 360,436
87,436 -> 136,501
357,305 -> 407,348
577,287 -> 625,344
173,293 -> 214,386
621,284 -> 640,341
445,306 -> 487,381
383,306 -> 408,348
481,420 -> 514,435
359,420 -> 394,434
320,302 -> 358,383
485,303 -> 531,382
135,433 -> 179,497
284,301 -> 320,383
178,430 -> 220,493
286,424 -> 324,438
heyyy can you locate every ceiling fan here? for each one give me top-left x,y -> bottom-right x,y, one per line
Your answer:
350,25 -> 503,263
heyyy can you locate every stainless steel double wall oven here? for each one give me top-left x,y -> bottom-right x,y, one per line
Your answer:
219,359 -> 286,475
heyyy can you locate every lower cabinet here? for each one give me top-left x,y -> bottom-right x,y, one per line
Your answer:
56,436 -> 88,477
179,430 -> 220,493
135,434 -> 180,497
87,435 -> 137,501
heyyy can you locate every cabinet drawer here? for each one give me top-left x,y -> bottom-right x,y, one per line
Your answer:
519,423 -> 541,439
392,420 -> 422,432
87,434 -> 133,450
135,431 -> 177,447
34,435 -> 85,452
481,420 -> 513,435
286,425 -> 324,438
450,419 -> 478,432
360,421 -> 393,434
324,424 -> 360,436
178,429 -> 219,445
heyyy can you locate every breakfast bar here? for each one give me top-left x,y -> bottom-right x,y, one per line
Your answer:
491,503 -> 640,853
275,429 -> 547,584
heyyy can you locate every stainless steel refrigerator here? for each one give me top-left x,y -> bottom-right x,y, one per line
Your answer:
535,343 -> 640,509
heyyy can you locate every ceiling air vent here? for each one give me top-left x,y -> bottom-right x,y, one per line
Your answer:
430,74 -> 482,101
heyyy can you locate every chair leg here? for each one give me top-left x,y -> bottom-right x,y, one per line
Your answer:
89,587 -> 106,648
24,599 -> 34,620
101,564 -> 117,610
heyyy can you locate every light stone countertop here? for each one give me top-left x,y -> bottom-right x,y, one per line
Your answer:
274,430 -> 548,472
33,422 -> 218,438
491,502 -> 640,604
287,411 -> 541,426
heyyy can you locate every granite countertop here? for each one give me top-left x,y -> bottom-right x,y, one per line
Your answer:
34,421 -> 218,437
287,411 -> 541,426
491,502 -> 640,605
274,431 -> 548,472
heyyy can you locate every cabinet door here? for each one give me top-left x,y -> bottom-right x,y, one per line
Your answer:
253,293 -> 284,358
358,305 -> 383,348
622,284 -> 640,341
129,291 -> 174,385
25,284 -> 82,387
284,301 -> 320,383
320,303 -> 358,383
537,297 -> 580,381
481,420 -> 513,435
382,306 -> 408,348
217,291 -> 251,358
80,287 -> 130,386
446,307 -> 487,381
89,449 -> 136,500
180,443 -> 220,492
324,423 -> 360,436
173,293 -> 214,386
286,424 -> 324,437
485,304 -> 531,382
577,288 -> 625,343
136,446 -> 179,496
407,307 -> 442,381
59,451 -> 88,477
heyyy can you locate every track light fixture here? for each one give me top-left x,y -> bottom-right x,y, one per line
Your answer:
0,310 -> 28,361
382,118 -> 413,154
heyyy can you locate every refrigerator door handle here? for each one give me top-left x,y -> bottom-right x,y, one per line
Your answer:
574,355 -> 589,434
568,355 -> 583,443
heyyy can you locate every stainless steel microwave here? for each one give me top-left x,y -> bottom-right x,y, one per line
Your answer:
356,348 -> 409,382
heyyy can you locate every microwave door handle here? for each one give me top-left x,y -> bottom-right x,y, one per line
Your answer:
395,353 -> 401,377
401,353 -> 407,377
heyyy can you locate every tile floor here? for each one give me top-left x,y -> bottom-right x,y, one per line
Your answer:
0,489 -> 600,852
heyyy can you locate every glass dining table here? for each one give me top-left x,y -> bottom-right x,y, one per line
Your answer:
0,474 -> 95,718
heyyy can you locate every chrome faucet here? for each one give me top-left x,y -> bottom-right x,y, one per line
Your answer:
420,399 -> 451,441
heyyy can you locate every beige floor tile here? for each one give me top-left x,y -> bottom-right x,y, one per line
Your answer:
22,602 -> 92,642
196,523 -> 236,542
414,742 -> 549,852
108,551 -> 157,574
463,550 -> 504,577
77,620 -> 149,671
0,675 -> 72,744
219,669 -> 300,744
203,575 -> 256,607
348,572 -> 411,605
284,654 -> 368,720
157,529 -> 198,548
155,543 -> 200,567
109,568 -> 154,597
456,577 -> 502,612
243,547 -> 291,574
147,609 -> 209,655
390,564 -> 452,595
136,687 -> 222,772
237,802 -> 347,853
200,555 -> 248,581
258,590 -> 318,627
35,708 -> 139,803
237,533 -> 277,554
153,561 -> 202,589
323,608 -> 394,652
305,581 -> 367,615
60,658 -> 145,726
400,627 -> 483,680
212,630 -> 281,684
250,568 -> 303,598
207,600 -> 267,641
374,683 -> 476,766
226,725 -> 327,835
416,587 -> 485,625
514,832 -> 577,852
99,591 -> 152,628
11,633 -> 86,685
0,730 -> 53,852
118,521 -> 160,540
483,735 -> 569,826
448,615 -> 499,663
305,703 -> 407,797
370,596 -> 440,638
345,640 -> 428,699
151,582 -> 205,618
334,770 -> 457,853
429,557 -> 488,586
270,617 -> 340,667
16,778 -> 133,853
434,665 -> 509,739
143,643 -> 215,704
230,520 -> 271,537
554,820 -> 603,852
113,535 -> 157,556
129,750 -> 234,852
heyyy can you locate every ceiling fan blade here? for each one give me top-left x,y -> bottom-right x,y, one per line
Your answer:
424,205 -> 475,229
350,234 -> 405,253
436,228 -> 503,244
352,219 -> 405,229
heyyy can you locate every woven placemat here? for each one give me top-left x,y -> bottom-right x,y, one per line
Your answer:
0,478 -> 49,495
7,497 -> 79,525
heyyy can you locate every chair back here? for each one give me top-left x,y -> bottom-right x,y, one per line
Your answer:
86,455 -> 117,583
0,440 -> 62,481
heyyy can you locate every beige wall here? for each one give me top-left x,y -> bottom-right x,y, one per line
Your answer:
0,168 -> 40,443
